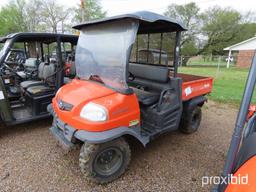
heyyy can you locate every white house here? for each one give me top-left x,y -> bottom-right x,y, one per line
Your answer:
224,36 -> 256,68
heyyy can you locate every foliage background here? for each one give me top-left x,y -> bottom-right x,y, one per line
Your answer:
0,0 -> 255,60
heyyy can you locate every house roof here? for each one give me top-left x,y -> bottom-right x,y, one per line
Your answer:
224,36 -> 256,51
73,11 -> 187,33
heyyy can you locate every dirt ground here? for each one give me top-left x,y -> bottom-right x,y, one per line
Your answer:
0,101 -> 238,192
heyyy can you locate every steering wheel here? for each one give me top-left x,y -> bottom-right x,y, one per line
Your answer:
128,72 -> 135,81
2,62 -> 23,79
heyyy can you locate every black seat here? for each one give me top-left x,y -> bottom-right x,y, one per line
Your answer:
26,85 -> 54,96
128,63 -> 169,106
132,87 -> 159,106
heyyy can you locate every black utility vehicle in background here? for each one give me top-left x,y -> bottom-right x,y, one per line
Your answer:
0,33 -> 78,125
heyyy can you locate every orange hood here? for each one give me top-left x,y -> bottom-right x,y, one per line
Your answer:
52,78 -> 140,132
56,79 -> 115,106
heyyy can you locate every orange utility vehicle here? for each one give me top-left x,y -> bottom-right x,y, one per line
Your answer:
48,11 -> 213,183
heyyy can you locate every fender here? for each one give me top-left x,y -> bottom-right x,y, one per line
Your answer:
232,133 -> 256,173
183,95 -> 207,111
225,133 -> 256,192
74,126 -> 149,146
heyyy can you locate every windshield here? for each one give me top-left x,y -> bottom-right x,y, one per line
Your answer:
0,40 -> 11,61
75,19 -> 139,92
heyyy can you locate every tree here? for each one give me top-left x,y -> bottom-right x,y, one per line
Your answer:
234,23 -> 256,43
164,2 -> 201,65
0,0 -> 28,36
200,6 -> 242,55
0,0 -> 106,35
164,2 -> 201,47
181,41 -> 198,55
23,0 -> 44,32
180,40 -> 198,65
72,0 -> 106,23
40,0 -> 71,33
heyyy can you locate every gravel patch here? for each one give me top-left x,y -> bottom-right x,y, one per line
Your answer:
0,101 -> 237,192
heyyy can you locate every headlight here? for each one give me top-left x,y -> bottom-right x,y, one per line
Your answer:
80,102 -> 108,122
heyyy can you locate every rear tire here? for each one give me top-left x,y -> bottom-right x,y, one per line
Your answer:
179,106 -> 202,134
79,137 -> 131,184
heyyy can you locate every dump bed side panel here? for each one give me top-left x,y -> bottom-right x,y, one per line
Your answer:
179,73 -> 213,101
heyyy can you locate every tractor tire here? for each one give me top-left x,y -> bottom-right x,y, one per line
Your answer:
179,106 -> 202,134
79,137 -> 131,184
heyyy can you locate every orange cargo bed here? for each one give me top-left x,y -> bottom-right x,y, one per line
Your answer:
177,73 -> 213,101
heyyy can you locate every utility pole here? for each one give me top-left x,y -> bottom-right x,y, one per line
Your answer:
227,49 -> 232,69
80,0 -> 85,22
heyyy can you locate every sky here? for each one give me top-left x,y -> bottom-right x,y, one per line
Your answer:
0,0 -> 255,15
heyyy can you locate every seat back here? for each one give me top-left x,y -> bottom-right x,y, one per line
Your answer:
42,63 -> 56,84
24,58 -> 39,72
38,62 -> 45,79
24,58 -> 38,68
129,63 -> 169,83
37,62 -> 56,80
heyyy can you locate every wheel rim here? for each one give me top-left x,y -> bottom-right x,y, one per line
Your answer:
93,147 -> 123,177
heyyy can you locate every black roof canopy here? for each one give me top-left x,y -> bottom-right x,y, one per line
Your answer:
73,11 -> 187,34
0,32 -> 78,44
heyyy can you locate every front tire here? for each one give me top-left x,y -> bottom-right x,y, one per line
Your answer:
179,106 -> 202,134
79,137 -> 131,184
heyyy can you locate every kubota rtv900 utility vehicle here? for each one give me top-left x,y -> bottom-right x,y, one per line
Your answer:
48,11 -> 213,183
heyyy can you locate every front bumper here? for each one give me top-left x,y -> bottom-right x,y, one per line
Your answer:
47,104 -> 149,148
50,126 -> 76,150
48,104 -> 77,150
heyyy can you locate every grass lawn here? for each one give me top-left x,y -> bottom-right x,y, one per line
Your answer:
179,67 -> 255,105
